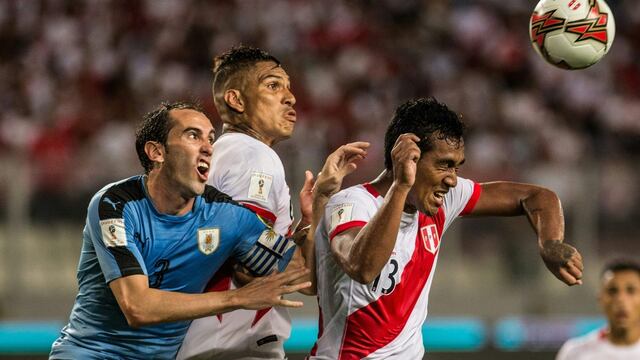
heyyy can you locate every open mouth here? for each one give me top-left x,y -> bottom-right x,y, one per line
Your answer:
433,191 -> 447,205
196,160 -> 210,180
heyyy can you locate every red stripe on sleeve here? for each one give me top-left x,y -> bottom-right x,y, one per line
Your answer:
460,182 -> 482,216
240,202 -> 277,226
329,221 -> 367,241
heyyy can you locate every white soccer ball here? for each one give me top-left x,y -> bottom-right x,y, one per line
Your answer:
529,0 -> 615,70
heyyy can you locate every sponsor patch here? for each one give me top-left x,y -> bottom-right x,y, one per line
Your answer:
330,203 -> 353,230
420,224 -> 440,254
197,228 -> 220,255
247,172 -> 273,202
100,218 -> 127,247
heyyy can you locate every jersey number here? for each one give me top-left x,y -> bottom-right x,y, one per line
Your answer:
149,259 -> 170,288
371,259 -> 399,294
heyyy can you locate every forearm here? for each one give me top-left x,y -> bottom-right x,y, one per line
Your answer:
340,184 -> 409,283
115,283 -> 239,327
521,187 -> 565,247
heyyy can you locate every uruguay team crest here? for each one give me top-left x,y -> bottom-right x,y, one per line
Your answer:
420,224 -> 440,254
197,228 -> 220,255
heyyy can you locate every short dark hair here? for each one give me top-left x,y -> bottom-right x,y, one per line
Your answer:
383,97 -> 466,170
212,45 -> 281,95
601,259 -> 640,278
135,101 -> 203,174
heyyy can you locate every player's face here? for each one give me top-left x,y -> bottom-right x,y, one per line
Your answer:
162,109 -> 214,197
599,270 -> 640,332
409,138 -> 465,216
242,61 -> 296,145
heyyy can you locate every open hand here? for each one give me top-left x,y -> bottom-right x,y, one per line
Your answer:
234,267 -> 311,310
313,141 -> 370,198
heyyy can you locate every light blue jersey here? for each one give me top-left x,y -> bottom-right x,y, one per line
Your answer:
49,175 -> 295,359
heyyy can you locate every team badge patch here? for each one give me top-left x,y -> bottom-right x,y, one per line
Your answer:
330,203 -> 353,230
257,228 -> 280,249
420,224 -> 440,254
100,219 -> 126,247
197,228 -> 220,255
248,172 -> 273,202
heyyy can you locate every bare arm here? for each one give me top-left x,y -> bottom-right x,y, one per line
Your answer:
469,181 -> 583,286
109,268 -> 310,328
299,142 -> 370,293
331,135 -> 418,284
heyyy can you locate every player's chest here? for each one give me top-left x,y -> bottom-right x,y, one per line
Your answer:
369,213 -> 443,295
133,219 -> 237,289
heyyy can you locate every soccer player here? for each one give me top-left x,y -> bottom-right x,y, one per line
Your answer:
556,260 -> 640,359
49,101 -> 312,360
178,46 -> 370,360
310,97 -> 585,359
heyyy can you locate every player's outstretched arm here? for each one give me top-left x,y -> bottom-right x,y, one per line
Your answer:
331,135 -> 418,284
109,268 -> 310,328
468,181 -> 583,286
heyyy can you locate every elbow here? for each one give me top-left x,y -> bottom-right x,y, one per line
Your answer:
348,265 -> 378,285
119,299 -> 152,328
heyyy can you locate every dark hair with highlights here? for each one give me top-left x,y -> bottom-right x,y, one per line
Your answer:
601,259 -> 640,278
212,45 -> 280,95
383,97 -> 466,170
135,101 -> 203,174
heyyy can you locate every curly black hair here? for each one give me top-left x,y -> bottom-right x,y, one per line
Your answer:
135,101 -> 203,174
212,45 -> 281,95
601,259 -> 640,278
383,97 -> 466,170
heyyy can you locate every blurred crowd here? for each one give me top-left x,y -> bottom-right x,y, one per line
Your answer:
0,0 -> 638,252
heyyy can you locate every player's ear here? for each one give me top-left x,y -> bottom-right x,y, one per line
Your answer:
224,89 -> 244,113
145,141 -> 165,168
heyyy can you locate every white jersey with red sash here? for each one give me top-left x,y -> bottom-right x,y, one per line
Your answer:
178,132 -> 293,360
557,328 -> 640,360
310,177 -> 481,359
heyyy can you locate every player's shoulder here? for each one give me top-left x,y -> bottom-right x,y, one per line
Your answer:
91,175 -> 146,218
557,329 -> 605,359
214,133 -> 283,170
201,185 -> 241,207
328,183 -> 380,207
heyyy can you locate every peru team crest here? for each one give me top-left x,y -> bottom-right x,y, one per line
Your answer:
420,224 -> 440,254
197,228 -> 220,255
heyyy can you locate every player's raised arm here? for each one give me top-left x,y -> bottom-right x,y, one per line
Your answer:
468,181 -> 584,286
109,269 -> 310,328
293,141 -> 371,293
331,135 -> 418,284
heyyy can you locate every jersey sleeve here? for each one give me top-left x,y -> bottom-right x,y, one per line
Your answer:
231,207 -> 296,276
209,143 -> 291,234
442,176 -> 482,231
325,188 -> 378,242
86,189 -> 147,283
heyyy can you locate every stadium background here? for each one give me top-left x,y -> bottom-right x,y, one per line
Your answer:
0,0 -> 638,359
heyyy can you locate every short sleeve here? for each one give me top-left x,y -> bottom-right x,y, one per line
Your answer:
86,190 -> 146,284
210,138 -> 292,235
232,208 -> 296,276
442,177 -> 482,231
325,187 -> 379,242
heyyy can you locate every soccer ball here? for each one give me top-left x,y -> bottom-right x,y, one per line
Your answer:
529,0 -> 615,70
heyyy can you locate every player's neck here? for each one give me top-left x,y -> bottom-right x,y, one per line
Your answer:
222,123 -> 275,147
144,174 -> 195,216
369,170 -> 417,213
608,325 -> 640,346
